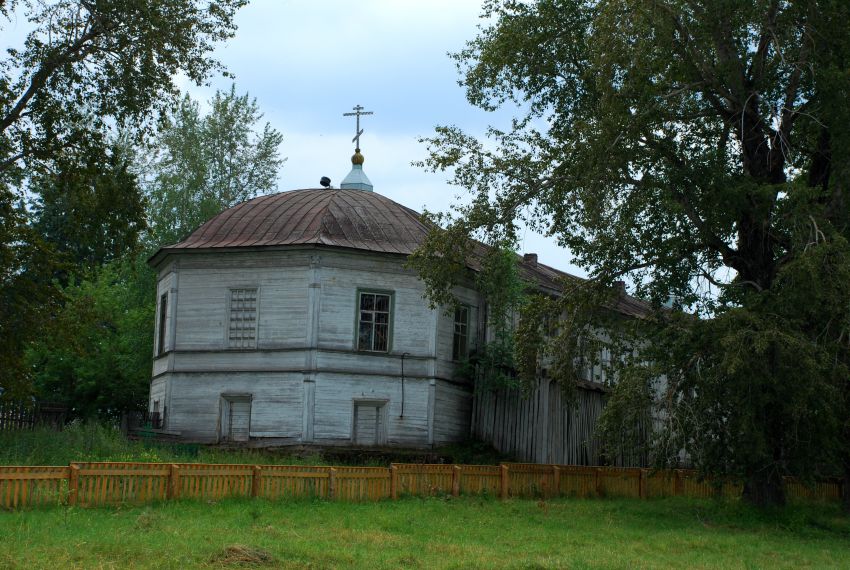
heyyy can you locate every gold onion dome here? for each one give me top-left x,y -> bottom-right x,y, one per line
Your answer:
351,149 -> 365,165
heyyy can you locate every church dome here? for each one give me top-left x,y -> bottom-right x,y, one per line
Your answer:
152,189 -> 431,260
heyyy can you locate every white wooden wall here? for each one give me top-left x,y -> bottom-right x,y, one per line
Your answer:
150,247 -> 477,447
165,372 -> 304,441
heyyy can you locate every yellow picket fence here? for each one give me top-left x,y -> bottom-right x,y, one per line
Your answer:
0,462 -> 842,510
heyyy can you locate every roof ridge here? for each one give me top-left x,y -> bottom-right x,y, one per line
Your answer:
317,189 -> 340,241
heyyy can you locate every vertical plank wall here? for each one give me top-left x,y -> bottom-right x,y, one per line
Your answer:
472,378 -> 647,467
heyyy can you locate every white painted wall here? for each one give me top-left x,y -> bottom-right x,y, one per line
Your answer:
149,246 -> 476,447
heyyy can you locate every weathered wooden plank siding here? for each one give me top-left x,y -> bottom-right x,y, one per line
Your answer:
166,372 -> 304,442
148,378 -> 166,411
149,248 -> 476,447
163,350 -> 306,373
472,379 -> 645,467
312,374 -> 430,447
433,381 -> 473,444
174,264 -> 308,350
317,262 -> 435,353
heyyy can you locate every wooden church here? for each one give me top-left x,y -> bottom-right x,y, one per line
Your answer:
147,114 -> 650,462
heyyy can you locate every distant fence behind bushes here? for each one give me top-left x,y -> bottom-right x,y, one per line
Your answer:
0,462 -> 841,510
0,401 -> 68,432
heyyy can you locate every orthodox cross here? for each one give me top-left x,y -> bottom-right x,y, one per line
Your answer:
343,105 -> 373,150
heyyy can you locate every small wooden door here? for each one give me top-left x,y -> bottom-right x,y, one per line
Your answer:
353,402 -> 386,446
226,399 -> 251,442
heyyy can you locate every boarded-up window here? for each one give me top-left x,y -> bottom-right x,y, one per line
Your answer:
229,288 -> 258,349
452,306 -> 469,360
157,293 -> 168,355
357,292 -> 391,352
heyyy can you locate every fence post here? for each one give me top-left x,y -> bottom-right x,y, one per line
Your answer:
674,469 -> 684,496
168,464 -> 180,500
452,465 -> 461,497
595,468 -> 603,497
328,468 -> 337,500
552,466 -> 561,498
68,464 -> 80,506
639,469 -> 647,499
390,465 -> 398,500
252,466 -> 262,498
500,464 -> 509,499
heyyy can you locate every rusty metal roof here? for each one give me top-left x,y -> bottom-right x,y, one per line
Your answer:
150,188 -> 651,318
516,257 -> 653,319
153,189 -> 430,258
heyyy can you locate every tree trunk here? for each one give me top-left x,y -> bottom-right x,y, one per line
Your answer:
742,468 -> 786,508
843,461 -> 850,515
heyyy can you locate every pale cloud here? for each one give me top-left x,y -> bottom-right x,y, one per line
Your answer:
179,0 -> 586,276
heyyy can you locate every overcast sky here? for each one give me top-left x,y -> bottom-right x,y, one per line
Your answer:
1,0 -> 583,275
179,0 -> 586,276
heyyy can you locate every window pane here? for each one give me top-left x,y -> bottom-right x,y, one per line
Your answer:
452,305 -> 469,360
360,293 -> 374,311
357,291 -> 391,352
158,294 -> 168,355
374,324 -> 388,352
375,294 -> 389,312
358,321 -> 372,350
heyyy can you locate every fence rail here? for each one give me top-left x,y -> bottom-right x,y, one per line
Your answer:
0,462 -> 841,510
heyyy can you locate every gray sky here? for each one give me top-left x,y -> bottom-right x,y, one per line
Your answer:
181,0 -> 585,276
0,0 -> 583,275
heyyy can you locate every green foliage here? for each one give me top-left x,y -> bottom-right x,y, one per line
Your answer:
414,0 -> 850,506
25,259 -> 155,417
30,135 -> 147,282
0,422 -> 333,466
145,86 -> 284,246
0,0 -> 248,397
0,194 -> 63,398
0,0 -> 246,187
406,210 -> 475,310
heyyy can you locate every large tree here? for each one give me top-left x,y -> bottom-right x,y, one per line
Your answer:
30,134 -> 146,283
26,85 -> 284,418
0,0 -> 246,395
0,0 -> 246,184
145,86 -> 284,246
25,259 -> 155,418
413,0 -> 850,507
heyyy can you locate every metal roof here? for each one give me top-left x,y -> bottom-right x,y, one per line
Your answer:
150,188 -> 652,318
153,189 -> 429,257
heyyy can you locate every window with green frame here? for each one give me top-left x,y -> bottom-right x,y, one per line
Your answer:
452,306 -> 470,360
357,291 -> 391,352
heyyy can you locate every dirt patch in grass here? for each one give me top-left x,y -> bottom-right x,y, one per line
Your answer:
209,545 -> 275,566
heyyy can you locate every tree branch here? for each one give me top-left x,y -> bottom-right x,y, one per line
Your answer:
699,268 -> 763,292
0,14 -> 104,135
637,133 -> 741,270
748,0 -> 781,86
772,21 -> 812,163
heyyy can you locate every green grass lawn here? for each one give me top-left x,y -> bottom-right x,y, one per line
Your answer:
1,497 -> 847,569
